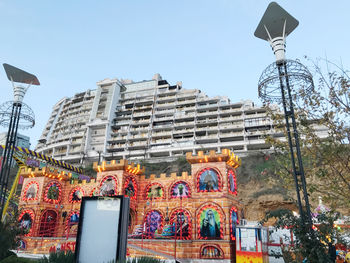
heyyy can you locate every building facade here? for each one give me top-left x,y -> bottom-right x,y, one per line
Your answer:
35,74 -> 328,165
17,149 -> 243,262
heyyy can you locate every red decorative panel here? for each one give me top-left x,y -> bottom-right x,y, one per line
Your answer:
22,181 -> 39,201
200,244 -> 224,259
197,204 -> 224,240
227,169 -> 237,195
124,177 -> 137,200
18,210 -> 35,236
99,176 -> 118,196
44,181 -> 62,204
69,187 -> 84,203
143,210 -> 164,238
170,181 -> 191,198
229,206 -> 239,240
197,168 -> 222,192
170,209 -> 192,240
145,183 -> 165,200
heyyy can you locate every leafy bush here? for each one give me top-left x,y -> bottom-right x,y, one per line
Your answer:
38,251 -> 75,263
0,215 -> 23,261
261,209 -> 345,263
0,255 -> 35,263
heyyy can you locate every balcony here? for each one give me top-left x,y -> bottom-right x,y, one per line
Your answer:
177,99 -> 196,105
152,131 -> 172,137
155,108 -> 175,115
133,111 -> 152,117
220,131 -> 244,138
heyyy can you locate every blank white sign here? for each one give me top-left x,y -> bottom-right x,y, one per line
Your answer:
77,198 -> 121,263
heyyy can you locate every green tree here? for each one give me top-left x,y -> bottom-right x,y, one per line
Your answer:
262,209 -> 346,263
0,213 -> 22,261
263,58 -> 350,212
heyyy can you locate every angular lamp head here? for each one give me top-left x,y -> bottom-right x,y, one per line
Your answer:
3,63 -> 40,85
254,2 -> 299,62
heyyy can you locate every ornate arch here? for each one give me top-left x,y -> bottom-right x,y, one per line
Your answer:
143,209 -> 164,238
38,209 -> 58,237
22,180 -> 40,202
196,202 -> 225,240
44,181 -> 62,204
169,181 -> 191,198
18,209 -> 35,236
200,244 -> 224,259
69,186 -> 85,203
227,169 -> 237,195
99,175 -> 118,196
229,206 -> 239,240
124,176 -> 138,200
169,208 -> 192,240
144,182 -> 165,200
196,167 -> 222,192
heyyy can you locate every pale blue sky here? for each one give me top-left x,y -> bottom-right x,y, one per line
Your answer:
0,0 -> 349,148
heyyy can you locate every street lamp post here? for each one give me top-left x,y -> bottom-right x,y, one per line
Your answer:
0,64 -> 39,219
254,2 -> 313,227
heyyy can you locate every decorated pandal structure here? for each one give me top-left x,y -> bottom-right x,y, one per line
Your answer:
17,149 -> 245,262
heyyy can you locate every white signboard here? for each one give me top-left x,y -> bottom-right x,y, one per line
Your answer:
76,196 -> 129,263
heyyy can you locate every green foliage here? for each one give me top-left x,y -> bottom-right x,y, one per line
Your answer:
262,209 -> 344,263
0,214 -> 23,261
140,156 -> 191,176
0,255 -> 35,263
262,58 -> 350,212
236,153 -> 268,184
38,251 -> 75,263
82,163 -> 97,178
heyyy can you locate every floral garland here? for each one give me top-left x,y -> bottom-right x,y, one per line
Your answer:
197,168 -> 222,193
22,181 -> 39,201
227,170 -> 237,195
170,181 -> 191,198
69,187 -> 85,203
229,206 -> 239,240
18,210 -> 35,236
124,177 -> 137,200
197,204 -> 224,240
44,181 -> 62,204
145,182 -> 165,200
170,209 -> 192,240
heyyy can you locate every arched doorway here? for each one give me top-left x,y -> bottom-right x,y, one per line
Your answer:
39,210 -> 58,237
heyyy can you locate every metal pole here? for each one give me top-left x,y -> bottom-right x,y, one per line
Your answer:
276,63 -> 305,223
283,63 -> 312,224
0,102 -> 21,218
277,61 -> 312,226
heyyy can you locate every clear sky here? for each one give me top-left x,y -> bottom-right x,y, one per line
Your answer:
0,0 -> 349,148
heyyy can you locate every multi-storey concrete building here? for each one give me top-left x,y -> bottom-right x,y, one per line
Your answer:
35,74 -> 328,164
0,132 -> 31,149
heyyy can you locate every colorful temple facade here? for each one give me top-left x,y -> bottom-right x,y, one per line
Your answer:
17,149 -> 244,262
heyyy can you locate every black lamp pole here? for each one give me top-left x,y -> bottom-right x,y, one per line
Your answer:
0,64 -> 39,220
255,2 -> 313,227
